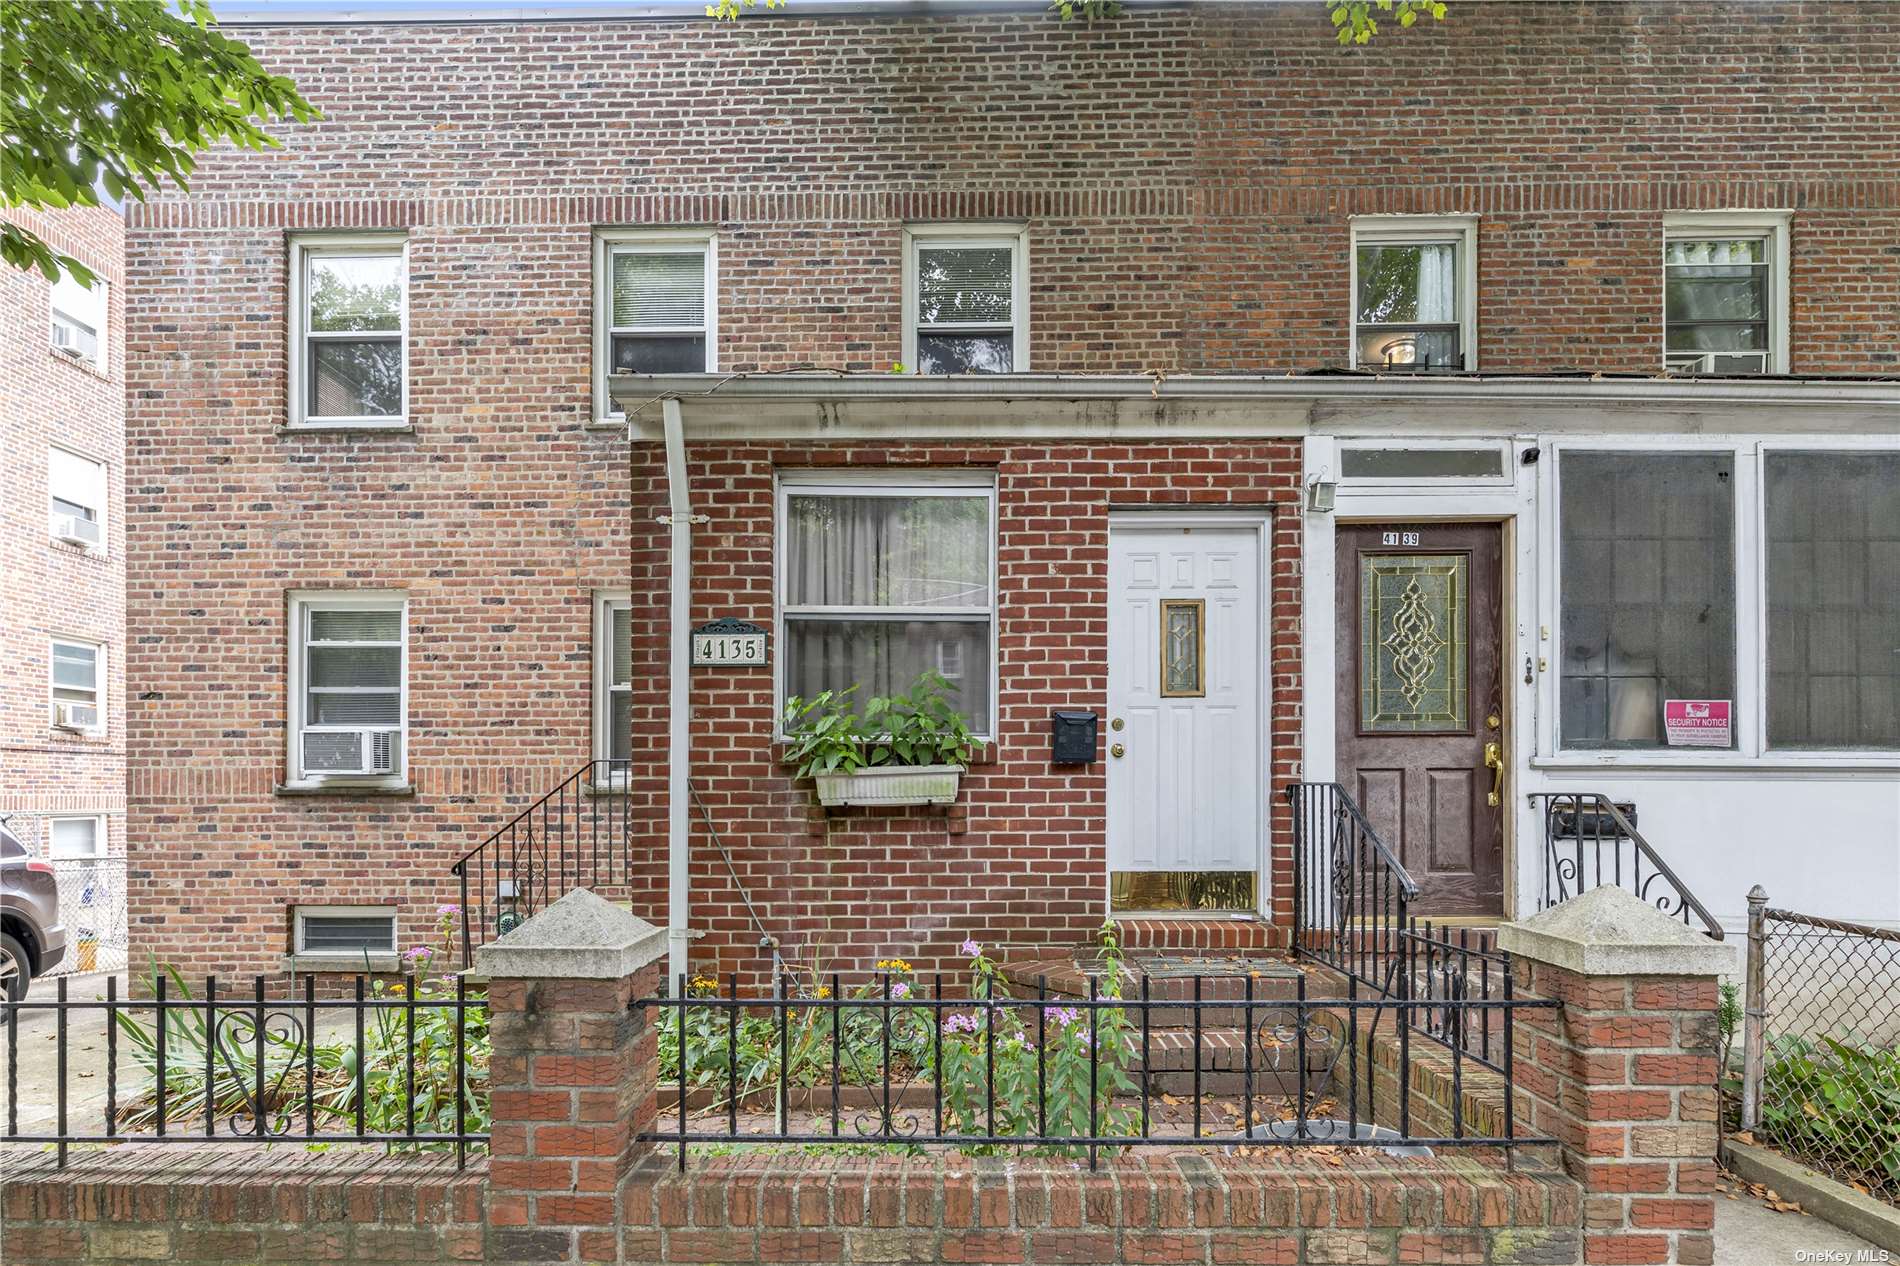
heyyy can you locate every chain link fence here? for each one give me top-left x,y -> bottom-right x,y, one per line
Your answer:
42,857 -> 128,978
1740,889 -> 1900,1205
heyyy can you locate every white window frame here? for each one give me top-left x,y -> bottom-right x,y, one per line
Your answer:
1660,210 -> 1791,376
774,469 -> 999,740
1535,436 -> 1900,771
593,228 -> 718,423
48,636 -> 105,736
46,815 -> 104,859
902,223 -> 1030,376
1348,214 -> 1479,373
49,271 -> 108,370
291,904 -> 399,965
48,444 -> 108,555
285,591 -> 409,787
592,592 -> 632,767
288,233 -> 410,429
1335,438 -> 1514,490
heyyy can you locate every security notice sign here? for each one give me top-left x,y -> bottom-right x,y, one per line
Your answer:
1664,700 -> 1731,748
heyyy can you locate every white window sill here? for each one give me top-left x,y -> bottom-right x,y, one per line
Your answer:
282,953 -> 402,974
275,780 -> 416,798
584,776 -> 633,796
280,421 -> 414,435
1532,752 -> 1900,773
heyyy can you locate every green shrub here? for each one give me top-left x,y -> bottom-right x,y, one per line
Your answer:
780,670 -> 977,779
1757,1032 -> 1900,1198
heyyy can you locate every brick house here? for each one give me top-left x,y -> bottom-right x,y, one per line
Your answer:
124,1 -> 1900,984
1,206 -> 127,980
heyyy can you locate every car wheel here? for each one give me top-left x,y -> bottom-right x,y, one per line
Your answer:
0,933 -> 29,1003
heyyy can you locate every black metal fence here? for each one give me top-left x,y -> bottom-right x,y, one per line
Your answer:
1530,792 -> 1722,938
1740,891 -> 1900,1205
1287,781 -> 1417,993
638,968 -> 1555,1170
0,974 -> 489,1169
451,757 -> 637,964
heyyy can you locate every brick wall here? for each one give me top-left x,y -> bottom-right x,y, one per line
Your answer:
0,207 -> 126,872
122,2 -> 1900,977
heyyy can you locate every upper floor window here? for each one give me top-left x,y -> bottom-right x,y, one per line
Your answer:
903,225 -> 1028,375
1349,215 -> 1478,373
595,230 -> 716,417
48,445 -> 106,552
778,473 -> 996,737
50,638 -> 104,735
288,593 -> 407,784
50,272 -> 107,368
1662,211 -> 1790,375
289,235 -> 407,428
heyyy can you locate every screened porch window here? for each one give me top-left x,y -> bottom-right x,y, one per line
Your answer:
1559,452 -> 1736,749
780,482 -> 994,735
1766,452 -> 1900,749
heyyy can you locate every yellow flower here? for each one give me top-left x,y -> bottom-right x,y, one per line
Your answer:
813,986 -> 833,999
875,958 -> 914,974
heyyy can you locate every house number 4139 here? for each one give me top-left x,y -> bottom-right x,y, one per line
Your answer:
1382,531 -> 1421,547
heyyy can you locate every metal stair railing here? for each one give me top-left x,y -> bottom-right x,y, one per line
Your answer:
1529,791 -> 1723,939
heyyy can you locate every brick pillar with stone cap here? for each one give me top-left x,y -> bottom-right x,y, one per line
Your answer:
475,888 -> 669,1266
1499,884 -> 1736,1266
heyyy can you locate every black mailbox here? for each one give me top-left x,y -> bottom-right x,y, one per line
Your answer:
1050,711 -> 1098,765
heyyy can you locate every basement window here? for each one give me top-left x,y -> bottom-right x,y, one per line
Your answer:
293,906 -> 398,960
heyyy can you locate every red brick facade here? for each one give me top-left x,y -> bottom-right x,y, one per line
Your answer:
122,3 -> 1900,977
1,207 -> 126,869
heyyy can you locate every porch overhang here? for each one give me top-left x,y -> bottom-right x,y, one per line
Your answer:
610,371 -> 1900,441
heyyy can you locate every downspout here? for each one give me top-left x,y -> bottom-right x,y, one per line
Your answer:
659,397 -> 698,984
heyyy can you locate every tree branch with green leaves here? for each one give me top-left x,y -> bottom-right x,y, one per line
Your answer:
1,0 -> 318,285
708,0 -> 1448,44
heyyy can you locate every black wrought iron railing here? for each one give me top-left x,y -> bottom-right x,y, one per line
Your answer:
1287,781 -> 1420,993
450,758 -> 636,965
1530,792 -> 1722,938
1399,920 -> 1515,1074
1,974 -> 488,1169
638,968 -> 1554,1170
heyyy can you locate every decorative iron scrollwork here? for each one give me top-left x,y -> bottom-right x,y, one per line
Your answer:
214,1008 -> 308,1138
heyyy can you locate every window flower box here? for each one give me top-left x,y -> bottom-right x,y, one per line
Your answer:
813,763 -> 963,809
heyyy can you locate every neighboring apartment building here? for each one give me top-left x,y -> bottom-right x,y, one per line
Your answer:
1,206 -> 128,978
125,2 -> 1900,983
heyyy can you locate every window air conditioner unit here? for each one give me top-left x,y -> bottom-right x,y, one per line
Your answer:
53,702 -> 99,731
301,728 -> 400,777
51,322 -> 82,355
1666,351 -> 1768,375
51,513 -> 101,548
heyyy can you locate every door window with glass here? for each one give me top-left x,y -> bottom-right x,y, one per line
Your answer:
1664,235 -> 1773,374
906,229 -> 1024,375
293,598 -> 406,780
1766,451 -> 1900,749
780,481 -> 994,734
292,238 -> 406,425
1559,452 -> 1735,749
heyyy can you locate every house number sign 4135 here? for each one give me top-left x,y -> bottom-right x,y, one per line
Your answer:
1382,531 -> 1422,546
691,618 -> 768,667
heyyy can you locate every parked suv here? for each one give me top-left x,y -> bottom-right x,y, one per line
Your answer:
0,821 -> 66,1001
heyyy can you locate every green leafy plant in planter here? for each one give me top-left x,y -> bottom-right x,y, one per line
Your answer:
781,670 -> 977,779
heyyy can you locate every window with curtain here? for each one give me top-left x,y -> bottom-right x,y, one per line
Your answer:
1664,236 -> 1771,374
294,239 -> 406,424
1766,452 -> 1900,749
608,246 -> 710,373
50,639 -> 102,731
1354,241 -> 1462,371
911,238 -> 1019,374
600,599 -> 633,762
295,599 -> 405,779
1559,452 -> 1735,749
781,484 -> 994,734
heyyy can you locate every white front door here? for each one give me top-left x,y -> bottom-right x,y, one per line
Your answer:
1106,520 -> 1265,911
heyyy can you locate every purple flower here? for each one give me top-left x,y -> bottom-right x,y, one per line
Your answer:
436,904 -> 461,916
960,939 -> 981,957
943,1012 -> 979,1035
891,982 -> 911,1000
1043,1005 -> 1080,1028
404,945 -> 432,962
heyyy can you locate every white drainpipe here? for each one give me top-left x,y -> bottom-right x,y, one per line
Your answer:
659,397 -> 697,985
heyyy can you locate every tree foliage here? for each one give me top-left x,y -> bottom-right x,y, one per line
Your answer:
709,0 -> 1448,42
1,0 -> 317,284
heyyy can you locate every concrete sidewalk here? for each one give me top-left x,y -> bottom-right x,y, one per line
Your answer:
1715,1175 -> 1890,1265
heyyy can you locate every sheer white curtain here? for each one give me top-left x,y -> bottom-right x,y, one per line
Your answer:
1415,243 -> 1456,322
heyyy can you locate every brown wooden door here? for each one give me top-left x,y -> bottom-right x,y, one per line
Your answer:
1335,523 -> 1504,917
